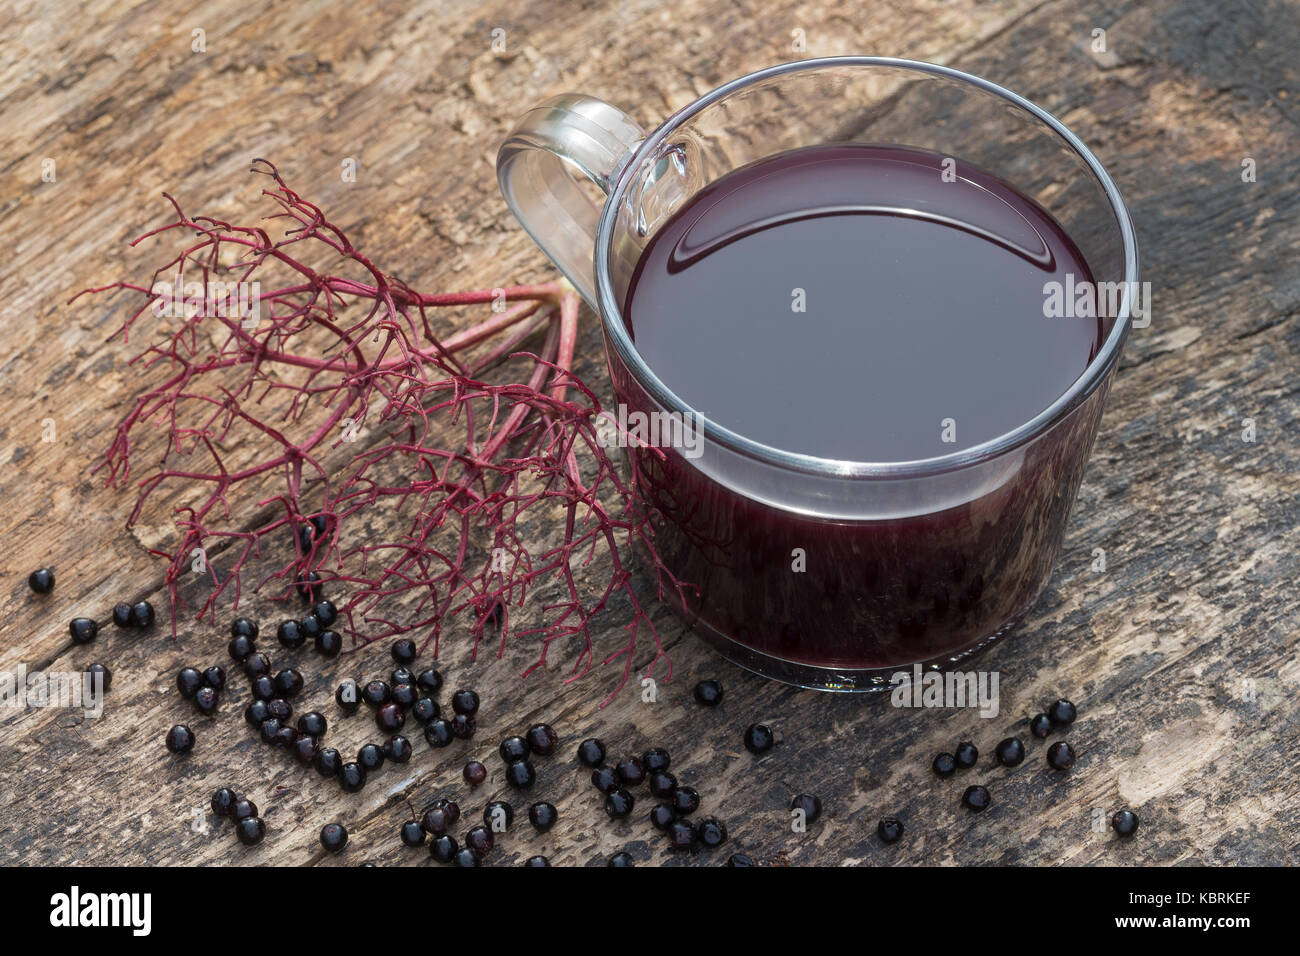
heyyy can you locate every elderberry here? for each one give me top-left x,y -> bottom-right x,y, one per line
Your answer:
666,818 -> 696,850
954,741 -> 979,768
604,788 -> 635,818
165,724 -> 194,754
1046,740 -> 1076,770
528,802 -> 557,832
693,679 -> 723,706
505,760 -> 535,790
362,680 -> 390,708
1048,698 -> 1078,727
112,603 -> 133,629
336,681 -> 360,715
28,568 -> 54,594
672,786 -> 701,814
577,737 -> 606,767
697,818 -> 727,849
210,787 -> 238,816
416,668 -> 443,695
315,629 -> 342,657
743,723 -> 774,755
483,801 -> 514,831
295,571 -> 322,602
276,620 -> 305,649
1111,809 -> 1140,837
291,734 -> 318,765
202,665 -> 226,690
616,755 -> 646,787
400,820 -> 426,847
592,767 -> 620,793
390,666 -> 414,686
454,848 -> 480,867
933,752 -> 957,778
451,689 -> 480,715
236,817 -> 265,846
450,713 -> 476,739
273,668 -> 303,698
390,682 -> 417,708
608,852 -> 634,867
429,835 -> 458,863
424,719 -> 454,748
649,803 -> 676,831
391,638 -> 417,665
228,633 -> 256,662
357,743 -> 385,771
69,618 -> 98,644
642,748 -> 670,773
1030,713 -> 1053,738
193,686 -> 219,715
297,712 -> 327,737
320,822 -> 348,852
250,675 -> 276,701
410,697 -> 439,723
243,652 -> 272,678
230,617 -> 258,641
500,736 -> 530,763
790,793 -> 821,824
232,798 -> 258,821
995,737 -> 1026,767
386,734 -> 413,761
338,762 -> 366,793
727,854 -> 756,867
524,856 -> 550,867
314,747 -> 342,777
375,702 -> 405,734
130,601 -> 155,628
265,698 -> 292,721
244,700 -> 270,727
86,663 -> 111,692
464,825 -> 494,855
525,723 -> 558,756
648,771 -> 677,800
176,667 -> 204,699
962,785 -> 991,812
312,599 -> 338,627
877,818 -> 904,844
463,760 -> 488,786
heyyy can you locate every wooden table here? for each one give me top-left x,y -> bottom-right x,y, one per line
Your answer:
1,0 -> 1296,866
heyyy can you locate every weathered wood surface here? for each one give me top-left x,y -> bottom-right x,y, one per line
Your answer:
0,0 -> 1297,866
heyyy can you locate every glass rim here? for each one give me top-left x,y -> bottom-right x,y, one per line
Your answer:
594,55 -> 1140,479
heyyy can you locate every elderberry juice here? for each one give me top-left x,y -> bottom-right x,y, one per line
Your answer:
617,144 -> 1107,676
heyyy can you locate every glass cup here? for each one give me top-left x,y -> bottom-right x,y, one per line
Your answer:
497,57 -> 1139,690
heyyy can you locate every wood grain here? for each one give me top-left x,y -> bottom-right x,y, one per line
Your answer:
0,0 -> 1296,866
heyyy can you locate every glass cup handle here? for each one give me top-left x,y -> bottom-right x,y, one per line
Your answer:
496,94 -> 646,308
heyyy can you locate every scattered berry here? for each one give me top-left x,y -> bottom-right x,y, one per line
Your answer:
604,788 -> 635,819
649,803 -> 677,830
176,666 -> 204,699
670,786 -> 699,816
642,748 -> 671,773
954,741 -> 979,768
320,822 -> 348,852
244,700 -> 270,727
505,760 -> 536,790
463,760 -> 488,786
375,702 -> 405,734
464,825 -> 494,856
357,743 -> 385,771
338,762 -> 366,793
312,600 -> 338,627
525,723 -> 558,756
693,679 -> 723,706
607,851 -> 634,867
291,734 -> 318,765
400,820 -> 426,847
202,665 -> 226,689
424,719 -> 454,748
85,663 -> 112,692
429,834 -> 458,863
1048,698 -> 1077,726
210,788 -> 238,816
276,620 -> 305,649
499,736 -> 530,763
266,698 -> 293,721
877,817 -> 904,844
616,755 -> 646,787
743,723 -> 774,755
383,735 -> 413,763
1046,740 -> 1076,771
390,682 -> 417,708
130,601 -> 155,628
696,818 -> 727,848
228,633 -> 256,662
577,737 -> 606,767
232,798 -> 258,820
666,818 -> 696,850
362,680 -> 391,708
391,638 -> 417,664
112,603 -> 133,629
727,854 -> 755,866
242,652 -> 272,678
410,697 -> 439,723
314,747 -> 342,777
335,681 -> 360,715
450,713 -> 476,739
295,571 -> 322,602
416,668 -> 443,695
230,617 -> 258,641
454,847 -> 480,867
69,618 -> 98,644
933,752 -> 957,777
193,686 -> 219,715
165,724 -> 194,754
995,737 -> 1026,767
483,801 -> 514,831
962,785 -> 991,812
1111,809 -> 1140,837
297,712 -> 327,737
1029,713 -> 1053,738
648,771 -> 677,799
790,793 -> 822,824
272,668 -> 303,698
27,568 -> 54,594
250,675 -> 276,701
315,629 -> 342,657
235,817 -> 265,846
451,688 -> 480,715
524,855 -> 550,867
528,802 -> 557,832
592,767 -> 621,793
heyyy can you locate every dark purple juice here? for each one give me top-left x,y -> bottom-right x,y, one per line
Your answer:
625,145 -> 1100,462
614,144 -> 1108,677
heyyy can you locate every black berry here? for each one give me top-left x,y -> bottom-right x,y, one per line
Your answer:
524,855 -> 549,867
227,633 -> 256,662
232,798 -> 258,821
1111,809 -> 1140,837
357,743 -> 385,771
454,847 -> 480,867
648,771 -> 677,799
235,817 -> 265,846
451,688 -> 480,715
130,601 -> 155,628
616,755 -> 646,786
112,603 -> 133,629
932,752 -> 957,778
962,785 -> 991,812
954,741 -> 978,768
272,668 -> 303,698
201,665 -> 226,690
592,767 -> 621,793
505,760 -> 536,790
415,668 -> 443,695
297,712 -> 327,737
314,747 -> 342,777
743,723 -> 774,755
28,568 -> 54,594
1046,740 -> 1076,771
362,680 -> 390,708
424,719 -> 454,748
312,599 -> 338,627
335,681 -> 360,714
265,698 -> 293,721
1029,713 -> 1053,738
295,571 -> 322,602
176,667 -> 204,699
375,702 -> 405,734
727,854 -> 756,867
642,748 -> 670,773
250,675 -> 276,701
995,737 -> 1026,767
429,834 -> 458,863
604,788 -> 635,819
291,734 -> 318,765
450,713 -> 476,739
525,723 -> 558,756
69,618 -> 98,644
1048,698 -> 1077,726
693,679 -> 723,706
210,787 -> 238,816
338,762 -> 366,793
483,801 -> 514,831
410,697 -> 439,723
671,786 -> 700,816
400,820 -> 426,847
696,817 -> 727,848
790,793 -> 822,824
666,818 -> 696,850
320,822 -> 348,852
649,803 -> 676,831
276,619 -> 305,649
528,801 -> 557,832
390,682 -> 417,708
607,851 -> 634,867
391,638 -> 417,664
499,736 -> 530,763
230,617 -> 258,641
244,700 -> 270,727
464,825 -> 494,856
242,652 -> 271,678
383,735 -> 412,763
315,629 -> 342,657
193,686 -> 219,715
165,724 -> 195,754
85,663 -> 112,692
877,817 -> 904,843
463,760 -> 488,786
577,737 -> 606,767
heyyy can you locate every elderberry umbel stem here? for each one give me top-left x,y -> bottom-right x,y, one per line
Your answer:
74,159 -> 687,703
